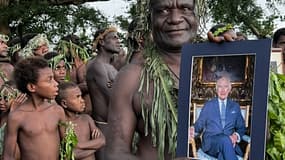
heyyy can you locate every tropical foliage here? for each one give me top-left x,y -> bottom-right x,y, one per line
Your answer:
267,72 -> 285,160
0,0 -> 110,44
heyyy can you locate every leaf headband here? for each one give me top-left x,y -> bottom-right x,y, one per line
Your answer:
93,27 -> 117,50
213,24 -> 233,37
19,33 -> 49,58
0,34 -> 9,43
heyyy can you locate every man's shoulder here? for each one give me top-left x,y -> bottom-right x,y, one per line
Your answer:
228,99 -> 240,108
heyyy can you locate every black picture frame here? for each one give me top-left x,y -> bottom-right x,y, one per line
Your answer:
176,39 -> 272,160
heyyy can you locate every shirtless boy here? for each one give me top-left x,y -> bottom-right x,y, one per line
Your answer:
3,57 -> 66,160
55,82 -> 105,160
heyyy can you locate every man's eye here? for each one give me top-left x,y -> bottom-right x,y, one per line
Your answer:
183,7 -> 190,12
157,9 -> 169,14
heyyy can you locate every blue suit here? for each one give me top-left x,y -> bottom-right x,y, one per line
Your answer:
194,98 -> 246,160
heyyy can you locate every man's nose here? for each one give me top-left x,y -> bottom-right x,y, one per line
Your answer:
167,9 -> 183,24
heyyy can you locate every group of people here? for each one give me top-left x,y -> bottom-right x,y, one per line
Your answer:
0,0 -> 284,160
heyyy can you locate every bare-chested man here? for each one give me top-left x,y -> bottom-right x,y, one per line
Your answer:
105,0 -> 198,160
3,57 -> 66,160
86,27 -> 121,160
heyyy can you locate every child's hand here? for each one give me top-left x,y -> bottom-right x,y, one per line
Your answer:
92,128 -> 101,139
10,93 -> 27,111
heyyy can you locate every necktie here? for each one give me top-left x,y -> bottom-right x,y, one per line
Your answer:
221,101 -> 226,128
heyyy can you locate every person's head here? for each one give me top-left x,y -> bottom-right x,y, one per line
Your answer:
55,81 -> 85,113
13,57 -> 58,99
0,83 -> 16,113
149,0 -> 198,52
44,51 -> 67,83
215,76 -> 232,100
92,27 -> 121,54
0,34 -> 9,57
19,33 -> 49,58
273,28 -> 285,54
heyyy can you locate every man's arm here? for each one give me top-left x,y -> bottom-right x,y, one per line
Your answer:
234,104 -> 246,138
3,112 -> 20,160
105,64 -> 141,160
194,103 -> 208,135
57,105 -> 67,139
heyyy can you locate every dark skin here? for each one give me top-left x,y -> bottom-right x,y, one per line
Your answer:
86,31 -> 121,160
3,67 -> 66,160
76,63 -> 93,116
60,87 -> 105,160
86,31 -> 121,123
105,0 -> 198,160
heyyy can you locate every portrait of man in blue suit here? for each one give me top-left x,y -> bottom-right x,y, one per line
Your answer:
190,76 -> 246,160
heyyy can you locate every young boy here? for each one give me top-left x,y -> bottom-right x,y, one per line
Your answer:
3,57 -> 66,160
55,82 -> 105,160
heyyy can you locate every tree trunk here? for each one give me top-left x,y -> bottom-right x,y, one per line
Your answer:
0,0 -> 9,6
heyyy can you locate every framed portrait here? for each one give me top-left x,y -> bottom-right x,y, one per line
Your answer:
270,48 -> 284,74
176,39 -> 272,160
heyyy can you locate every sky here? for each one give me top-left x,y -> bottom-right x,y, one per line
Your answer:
87,0 -> 285,34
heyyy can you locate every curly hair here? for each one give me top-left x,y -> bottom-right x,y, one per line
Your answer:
13,57 -> 49,95
55,81 -> 78,105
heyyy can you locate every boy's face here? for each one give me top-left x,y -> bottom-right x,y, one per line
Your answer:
53,60 -> 66,83
63,87 -> 85,113
32,67 -> 59,99
0,94 -> 9,112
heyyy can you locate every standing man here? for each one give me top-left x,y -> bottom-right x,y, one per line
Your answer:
105,0 -> 198,160
191,76 -> 246,160
86,27 -> 121,160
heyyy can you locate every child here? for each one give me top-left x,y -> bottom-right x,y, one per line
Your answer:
0,82 -> 26,160
3,57 -> 66,160
55,81 -> 105,160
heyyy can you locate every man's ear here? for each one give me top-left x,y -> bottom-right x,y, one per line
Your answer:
99,38 -> 104,46
27,83 -> 36,93
61,100 -> 68,109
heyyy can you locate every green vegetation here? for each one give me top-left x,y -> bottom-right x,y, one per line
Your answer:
267,72 -> 285,160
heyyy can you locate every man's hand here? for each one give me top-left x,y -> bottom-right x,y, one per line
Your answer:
229,133 -> 238,147
207,30 -> 236,43
189,126 -> 195,140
